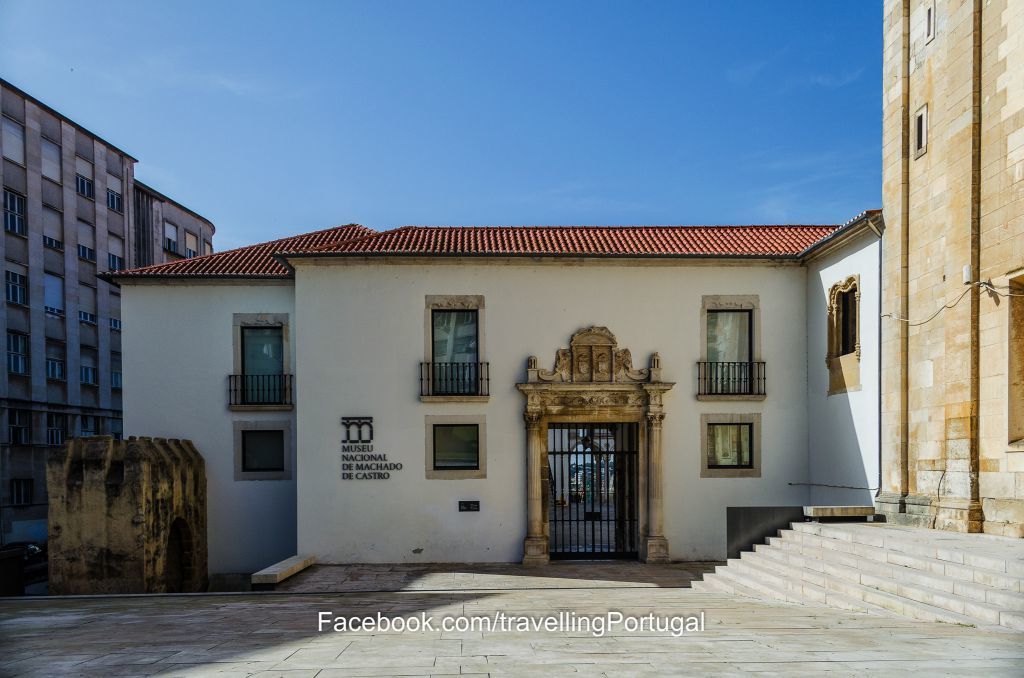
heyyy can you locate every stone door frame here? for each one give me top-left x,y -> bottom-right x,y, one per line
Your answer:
516,327 -> 674,565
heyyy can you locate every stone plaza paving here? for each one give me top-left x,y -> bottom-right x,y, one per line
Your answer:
1,562 -> 1022,676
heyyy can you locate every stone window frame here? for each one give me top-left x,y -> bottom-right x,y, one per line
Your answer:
700,413 -> 762,479
233,419 -> 293,481
826,275 -> 861,395
914,104 -> 928,158
698,294 -> 764,401
1008,271 -> 1024,449
422,295 -> 487,402
424,414 -> 487,480
231,313 -> 292,411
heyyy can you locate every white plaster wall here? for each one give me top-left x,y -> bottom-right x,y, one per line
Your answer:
294,260 -> 811,562
805,233 -> 881,505
121,283 -> 297,575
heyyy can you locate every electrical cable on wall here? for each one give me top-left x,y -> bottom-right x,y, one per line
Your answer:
881,280 -> 1024,327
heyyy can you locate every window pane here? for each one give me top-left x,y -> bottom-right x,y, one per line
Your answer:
242,327 -> 283,375
44,274 -> 64,311
42,138 -> 62,181
707,311 -> 750,362
242,430 -> 285,472
708,424 -> 751,468
433,424 -> 479,469
2,118 -> 25,164
432,310 -> 478,363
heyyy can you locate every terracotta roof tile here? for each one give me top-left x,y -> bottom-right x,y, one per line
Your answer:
309,224 -> 841,258
111,224 -> 373,279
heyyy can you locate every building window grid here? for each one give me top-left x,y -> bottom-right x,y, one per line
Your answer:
6,331 -> 29,375
110,317 -> 122,331
5,271 -> 28,306
80,364 -> 99,386
46,357 -> 66,381
75,173 -> 95,199
106,188 -> 123,213
4,189 -> 26,236
46,413 -> 66,446
78,310 -> 97,325
108,253 -> 125,271
42,234 -> 64,250
80,415 -> 98,436
77,244 -> 97,262
111,370 -> 123,390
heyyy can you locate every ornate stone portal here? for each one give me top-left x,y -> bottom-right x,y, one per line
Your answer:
517,327 -> 674,565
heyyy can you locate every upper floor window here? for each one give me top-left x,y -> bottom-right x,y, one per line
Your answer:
46,413 -> 66,446
164,222 -> 178,253
80,415 -> 98,436
240,326 -> 285,404
185,231 -> 198,258
110,418 -> 123,441
10,478 -> 33,506
428,308 -> 483,396
925,1 -> 936,42
80,363 -> 99,387
107,187 -> 123,213
43,273 -> 65,316
6,331 -> 29,375
41,138 -> 62,182
43,207 -> 64,250
2,117 -> 25,165
3,188 -> 26,236
915,105 -> 928,158
699,296 -> 764,397
8,409 -> 31,444
75,156 -> 94,198
827,276 -> 861,395
46,357 -> 66,381
5,270 -> 28,306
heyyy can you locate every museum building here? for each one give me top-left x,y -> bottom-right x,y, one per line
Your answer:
108,212 -> 883,579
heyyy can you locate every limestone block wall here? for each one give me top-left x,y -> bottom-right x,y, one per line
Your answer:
880,0 -> 1024,536
46,436 -> 208,594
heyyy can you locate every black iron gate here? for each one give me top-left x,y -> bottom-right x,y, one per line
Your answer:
547,423 -> 639,559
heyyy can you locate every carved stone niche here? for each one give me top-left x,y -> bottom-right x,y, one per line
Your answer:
526,326 -> 662,385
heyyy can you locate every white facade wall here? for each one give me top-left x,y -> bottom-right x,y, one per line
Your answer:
805,234 -> 881,505
293,260 -> 812,563
121,283 -> 297,574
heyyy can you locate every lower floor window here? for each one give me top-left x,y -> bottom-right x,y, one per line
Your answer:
242,429 -> 285,472
80,415 -> 98,436
433,424 -> 480,470
8,409 -> 31,444
707,423 -> 753,469
46,413 -> 66,446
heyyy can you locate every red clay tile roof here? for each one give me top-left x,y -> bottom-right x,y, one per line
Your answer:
305,224 -> 841,258
111,213 -> 881,280
111,224 -> 373,279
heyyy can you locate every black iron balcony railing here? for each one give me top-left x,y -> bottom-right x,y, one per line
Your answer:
420,362 -> 490,397
229,374 -> 294,406
697,361 -> 766,396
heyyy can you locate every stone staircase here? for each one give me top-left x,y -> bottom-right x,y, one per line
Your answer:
693,521 -> 1024,631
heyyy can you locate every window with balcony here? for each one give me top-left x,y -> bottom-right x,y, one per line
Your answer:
3,188 -> 26,235
7,331 -> 29,375
5,270 -> 27,306
698,298 -> 765,397
421,297 -> 488,398
229,323 -> 292,407
46,413 -> 66,446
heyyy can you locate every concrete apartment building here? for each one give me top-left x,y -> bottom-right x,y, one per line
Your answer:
878,0 -> 1024,535
1,78 -> 215,544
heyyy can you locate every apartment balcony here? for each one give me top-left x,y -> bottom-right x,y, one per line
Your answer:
420,362 -> 489,401
696,361 -> 766,400
228,374 -> 294,410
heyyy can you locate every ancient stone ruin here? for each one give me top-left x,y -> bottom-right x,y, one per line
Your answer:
47,436 -> 207,594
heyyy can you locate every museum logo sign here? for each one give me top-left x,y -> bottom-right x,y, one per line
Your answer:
340,416 -> 403,480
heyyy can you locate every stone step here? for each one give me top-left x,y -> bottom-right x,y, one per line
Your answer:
778,527 -> 1024,593
725,556 -> 887,615
788,522 -> 1024,577
744,547 -> 1007,626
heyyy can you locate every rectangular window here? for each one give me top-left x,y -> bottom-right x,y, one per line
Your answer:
433,424 -> 480,470
44,273 -> 64,316
41,138 -> 62,182
241,326 -> 285,403
109,317 -> 122,331
42,206 -> 64,250
46,413 -> 66,446
80,415 -> 98,436
8,409 -> 31,444
3,188 -> 26,235
110,418 -> 123,441
5,270 -> 28,305
164,222 -> 178,253
106,174 -> 122,211
2,117 -> 25,164
7,331 -> 29,375
839,289 -> 857,356
204,240 -> 212,255
108,234 -> 125,271
77,244 -> 96,261
46,357 -> 66,381
111,370 -> 123,389
926,2 -> 935,42
431,309 -> 479,394
75,173 -> 95,199
707,423 -> 753,469
241,429 -> 285,472
79,285 -> 97,325
185,231 -> 198,258
10,478 -> 33,506
707,310 -> 752,362
80,364 -> 98,386
915,105 -> 928,156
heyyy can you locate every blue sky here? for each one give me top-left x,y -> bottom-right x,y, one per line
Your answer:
1,1 -> 882,250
